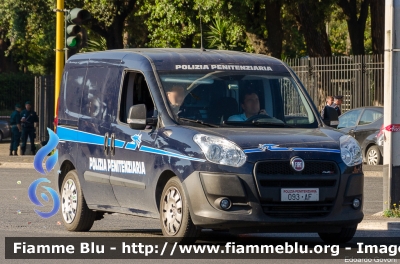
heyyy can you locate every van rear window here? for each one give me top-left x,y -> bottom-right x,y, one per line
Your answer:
64,68 -> 86,116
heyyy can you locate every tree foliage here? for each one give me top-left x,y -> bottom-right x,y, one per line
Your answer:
0,0 -> 383,75
0,0 -> 56,74
337,0 -> 370,55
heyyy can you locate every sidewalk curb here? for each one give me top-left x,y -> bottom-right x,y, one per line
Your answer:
358,221 -> 400,231
364,171 -> 383,177
0,162 -> 34,168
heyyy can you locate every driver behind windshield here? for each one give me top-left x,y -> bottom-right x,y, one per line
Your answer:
228,88 -> 268,121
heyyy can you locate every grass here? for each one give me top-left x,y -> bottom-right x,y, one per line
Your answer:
383,202 -> 400,217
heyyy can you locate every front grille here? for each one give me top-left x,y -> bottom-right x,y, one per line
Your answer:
260,180 -> 336,188
256,161 -> 338,175
262,202 -> 333,218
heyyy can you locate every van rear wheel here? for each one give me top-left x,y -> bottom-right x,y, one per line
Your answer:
61,170 -> 96,231
318,225 -> 357,243
160,176 -> 200,243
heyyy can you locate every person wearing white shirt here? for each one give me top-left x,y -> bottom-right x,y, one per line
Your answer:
228,89 -> 267,121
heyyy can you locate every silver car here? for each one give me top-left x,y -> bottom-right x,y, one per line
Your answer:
0,120 -> 11,142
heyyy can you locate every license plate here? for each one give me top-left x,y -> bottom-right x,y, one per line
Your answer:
281,188 -> 319,202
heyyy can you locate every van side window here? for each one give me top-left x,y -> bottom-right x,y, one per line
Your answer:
64,68 -> 86,115
81,67 -> 111,120
278,77 -> 313,124
119,72 -> 155,123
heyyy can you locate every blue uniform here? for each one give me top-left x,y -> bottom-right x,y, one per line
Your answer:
331,103 -> 342,116
20,109 -> 39,154
9,110 -> 21,152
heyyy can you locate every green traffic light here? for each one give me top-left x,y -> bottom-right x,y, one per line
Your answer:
67,36 -> 80,48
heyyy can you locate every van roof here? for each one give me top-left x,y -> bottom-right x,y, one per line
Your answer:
69,48 -> 289,72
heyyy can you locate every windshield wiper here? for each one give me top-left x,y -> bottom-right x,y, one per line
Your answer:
251,121 -> 293,127
178,118 -> 219,127
224,120 -> 292,127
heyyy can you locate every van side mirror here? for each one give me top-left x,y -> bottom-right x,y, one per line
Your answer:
322,106 -> 339,128
128,104 -> 147,130
127,104 -> 158,130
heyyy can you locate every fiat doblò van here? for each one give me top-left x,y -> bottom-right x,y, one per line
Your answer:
55,48 -> 363,243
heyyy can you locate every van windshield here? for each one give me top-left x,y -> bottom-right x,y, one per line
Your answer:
159,71 -> 318,128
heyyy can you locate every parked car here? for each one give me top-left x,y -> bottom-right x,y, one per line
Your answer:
360,125 -> 384,165
0,120 -> 11,142
338,106 -> 383,165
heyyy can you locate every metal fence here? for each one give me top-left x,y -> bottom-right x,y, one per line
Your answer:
34,76 -> 55,143
0,73 -> 35,118
284,55 -> 384,114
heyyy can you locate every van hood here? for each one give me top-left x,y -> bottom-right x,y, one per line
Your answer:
189,127 -> 345,163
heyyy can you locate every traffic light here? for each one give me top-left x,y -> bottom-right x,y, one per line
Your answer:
66,8 -> 91,49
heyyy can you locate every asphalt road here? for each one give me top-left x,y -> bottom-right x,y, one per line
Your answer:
0,166 -> 398,264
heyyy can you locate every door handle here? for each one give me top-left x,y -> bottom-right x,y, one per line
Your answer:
349,129 -> 355,137
104,132 -> 109,155
110,133 -> 115,156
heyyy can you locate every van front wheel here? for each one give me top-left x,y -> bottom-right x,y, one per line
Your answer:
61,170 -> 96,231
318,225 -> 357,243
160,177 -> 199,243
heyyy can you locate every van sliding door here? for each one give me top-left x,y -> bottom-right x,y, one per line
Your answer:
76,66 -> 120,207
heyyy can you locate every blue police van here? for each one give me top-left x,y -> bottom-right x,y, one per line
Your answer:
55,48 -> 363,243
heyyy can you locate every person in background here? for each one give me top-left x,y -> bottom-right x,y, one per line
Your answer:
166,85 -> 185,115
9,103 -> 22,156
326,96 -> 334,107
20,101 -> 39,155
321,95 -> 334,119
331,95 -> 343,116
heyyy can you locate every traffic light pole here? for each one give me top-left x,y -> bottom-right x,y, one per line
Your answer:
383,0 -> 400,210
54,0 -> 64,126
65,12 -> 68,63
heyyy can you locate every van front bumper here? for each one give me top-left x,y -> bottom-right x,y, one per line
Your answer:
182,169 -> 363,233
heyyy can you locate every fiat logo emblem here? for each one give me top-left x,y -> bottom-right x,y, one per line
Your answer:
291,157 -> 305,172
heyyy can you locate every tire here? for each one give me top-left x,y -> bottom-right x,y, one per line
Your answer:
61,170 -> 96,231
0,131 -> 3,142
367,145 -> 382,165
160,176 -> 200,244
318,225 -> 357,243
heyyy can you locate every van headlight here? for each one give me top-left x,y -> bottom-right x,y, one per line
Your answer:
193,134 -> 247,167
340,135 -> 362,166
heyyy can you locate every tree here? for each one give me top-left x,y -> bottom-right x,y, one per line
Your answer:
0,0 -> 56,74
0,29 -> 12,72
229,0 -> 283,58
123,9 -> 150,48
207,16 -> 233,50
281,3 -> 307,58
288,0 -> 334,57
139,0 -> 204,48
81,36 -> 107,52
81,0 -> 138,50
370,0 -> 384,54
337,0 -> 370,55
